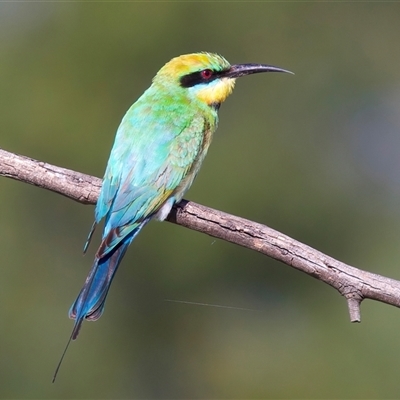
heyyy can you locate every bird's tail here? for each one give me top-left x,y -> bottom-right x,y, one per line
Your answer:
69,223 -> 145,339
53,223 -> 145,382
68,239 -> 130,339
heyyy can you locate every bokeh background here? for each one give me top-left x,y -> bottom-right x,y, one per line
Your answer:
1,2 -> 400,398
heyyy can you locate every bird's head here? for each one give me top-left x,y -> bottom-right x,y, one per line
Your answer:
153,52 -> 292,108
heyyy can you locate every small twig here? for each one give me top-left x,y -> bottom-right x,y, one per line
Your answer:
1,147 -> 400,321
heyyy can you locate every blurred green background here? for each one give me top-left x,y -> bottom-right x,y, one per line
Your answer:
1,2 -> 400,398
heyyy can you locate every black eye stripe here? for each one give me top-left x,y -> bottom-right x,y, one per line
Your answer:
180,69 -> 225,88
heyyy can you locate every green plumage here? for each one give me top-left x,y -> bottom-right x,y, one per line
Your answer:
54,52 -> 291,381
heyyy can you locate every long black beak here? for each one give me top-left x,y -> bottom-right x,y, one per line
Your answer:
224,63 -> 293,78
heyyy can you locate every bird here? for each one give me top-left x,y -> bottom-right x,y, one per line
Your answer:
53,52 -> 292,380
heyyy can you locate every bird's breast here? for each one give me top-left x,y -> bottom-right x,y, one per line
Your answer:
170,117 -> 216,202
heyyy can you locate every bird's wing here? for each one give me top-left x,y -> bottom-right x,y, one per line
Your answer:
93,110 -> 208,257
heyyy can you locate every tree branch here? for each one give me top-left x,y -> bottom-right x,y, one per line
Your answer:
2,147 -> 400,321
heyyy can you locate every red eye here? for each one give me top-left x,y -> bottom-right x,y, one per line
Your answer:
201,69 -> 213,80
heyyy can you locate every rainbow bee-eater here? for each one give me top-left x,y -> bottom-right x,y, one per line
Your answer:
54,52 -> 291,379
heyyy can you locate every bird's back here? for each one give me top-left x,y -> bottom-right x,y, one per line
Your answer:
95,84 -> 219,243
